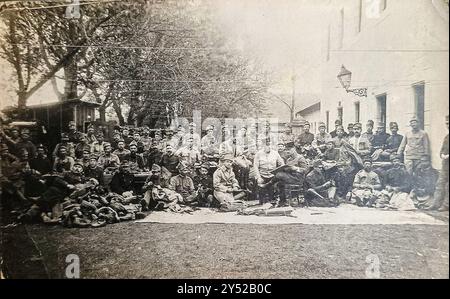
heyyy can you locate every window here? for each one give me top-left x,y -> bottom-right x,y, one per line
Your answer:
354,101 -> 360,123
413,82 -> 425,130
376,94 -> 387,130
326,111 -> 330,132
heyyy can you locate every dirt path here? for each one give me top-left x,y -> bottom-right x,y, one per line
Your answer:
22,222 -> 449,279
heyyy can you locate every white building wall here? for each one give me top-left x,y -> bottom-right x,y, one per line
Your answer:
319,0 -> 449,168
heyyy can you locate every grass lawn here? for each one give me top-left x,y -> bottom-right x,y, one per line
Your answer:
5,220 -> 445,279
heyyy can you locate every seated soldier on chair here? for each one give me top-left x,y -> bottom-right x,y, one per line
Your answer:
305,159 -> 338,207
253,137 -> 285,204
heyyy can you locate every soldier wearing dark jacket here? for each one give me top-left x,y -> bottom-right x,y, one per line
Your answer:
193,163 -> 214,207
383,155 -> 411,193
145,140 -> 163,170
123,143 -> 145,170
29,144 -> 52,175
160,144 -> 180,176
305,160 -> 337,206
84,155 -> 105,186
18,162 -> 86,222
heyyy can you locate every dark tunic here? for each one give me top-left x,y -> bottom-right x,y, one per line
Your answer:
84,166 -> 105,185
295,132 -> 314,148
145,147 -> 163,169
384,166 -> 411,192
161,153 -> 180,174
123,153 -> 145,170
385,134 -> 403,152
29,157 -> 52,175
372,132 -> 391,149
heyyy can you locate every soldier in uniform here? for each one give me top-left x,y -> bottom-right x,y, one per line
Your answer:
84,154 -> 105,186
85,124 -> 97,146
176,136 -> 202,170
30,144 -> 52,175
313,122 -> 332,153
193,162 -> 214,207
123,142 -> 146,171
113,140 -> 131,162
362,120 -> 375,144
348,123 -> 372,160
67,120 -> 83,144
371,122 -> 391,161
201,125 -> 218,157
213,153 -> 245,209
145,138 -> 163,170
374,122 -> 403,161
279,123 -> 295,146
160,144 -> 180,178
53,133 -> 75,159
168,161 -> 197,205
397,116 -> 431,175
91,133 -> 106,155
1,128 -> 37,158
351,159 -> 382,207
53,145 -> 75,173
347,123 -> 355,138
294,121 -> 314,154
305,159 -> 337,206
97,142 -> 121,169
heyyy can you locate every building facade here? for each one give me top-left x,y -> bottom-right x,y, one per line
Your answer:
300,0 -> 449,168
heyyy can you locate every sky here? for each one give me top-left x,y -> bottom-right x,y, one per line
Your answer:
211,0 -> 331,94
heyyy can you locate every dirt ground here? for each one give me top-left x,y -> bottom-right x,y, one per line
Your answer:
4,217 -> 447,279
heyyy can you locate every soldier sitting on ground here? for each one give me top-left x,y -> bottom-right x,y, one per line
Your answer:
350,159 -> 382,207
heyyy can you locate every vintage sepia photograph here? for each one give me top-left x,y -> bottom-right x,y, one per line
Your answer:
0,0 -> 448,281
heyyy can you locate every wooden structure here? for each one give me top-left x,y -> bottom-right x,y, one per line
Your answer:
26,99 -> 100,148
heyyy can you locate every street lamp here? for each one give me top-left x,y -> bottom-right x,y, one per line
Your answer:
337,65 -> 367,97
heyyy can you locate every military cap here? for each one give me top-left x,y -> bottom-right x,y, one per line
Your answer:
389,122 -> 398,129
353,123 -> 362,129
409,115 -> 419,123
318,122 -> 326,128
176,160 -> 190,170
219,153 -> 234,162
367,120 -> 374,126
285,141 -> 295,148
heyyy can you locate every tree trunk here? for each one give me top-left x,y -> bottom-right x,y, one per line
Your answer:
111,99 -> 125,125
98,106 -> 106,122
64,21 -> 78,101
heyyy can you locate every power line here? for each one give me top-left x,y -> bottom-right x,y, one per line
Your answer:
8,43 -> 238,51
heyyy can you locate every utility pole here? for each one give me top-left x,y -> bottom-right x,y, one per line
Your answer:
290,68 -> 296,122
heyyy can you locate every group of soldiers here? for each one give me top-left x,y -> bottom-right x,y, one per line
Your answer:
0,114 -> 448,226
